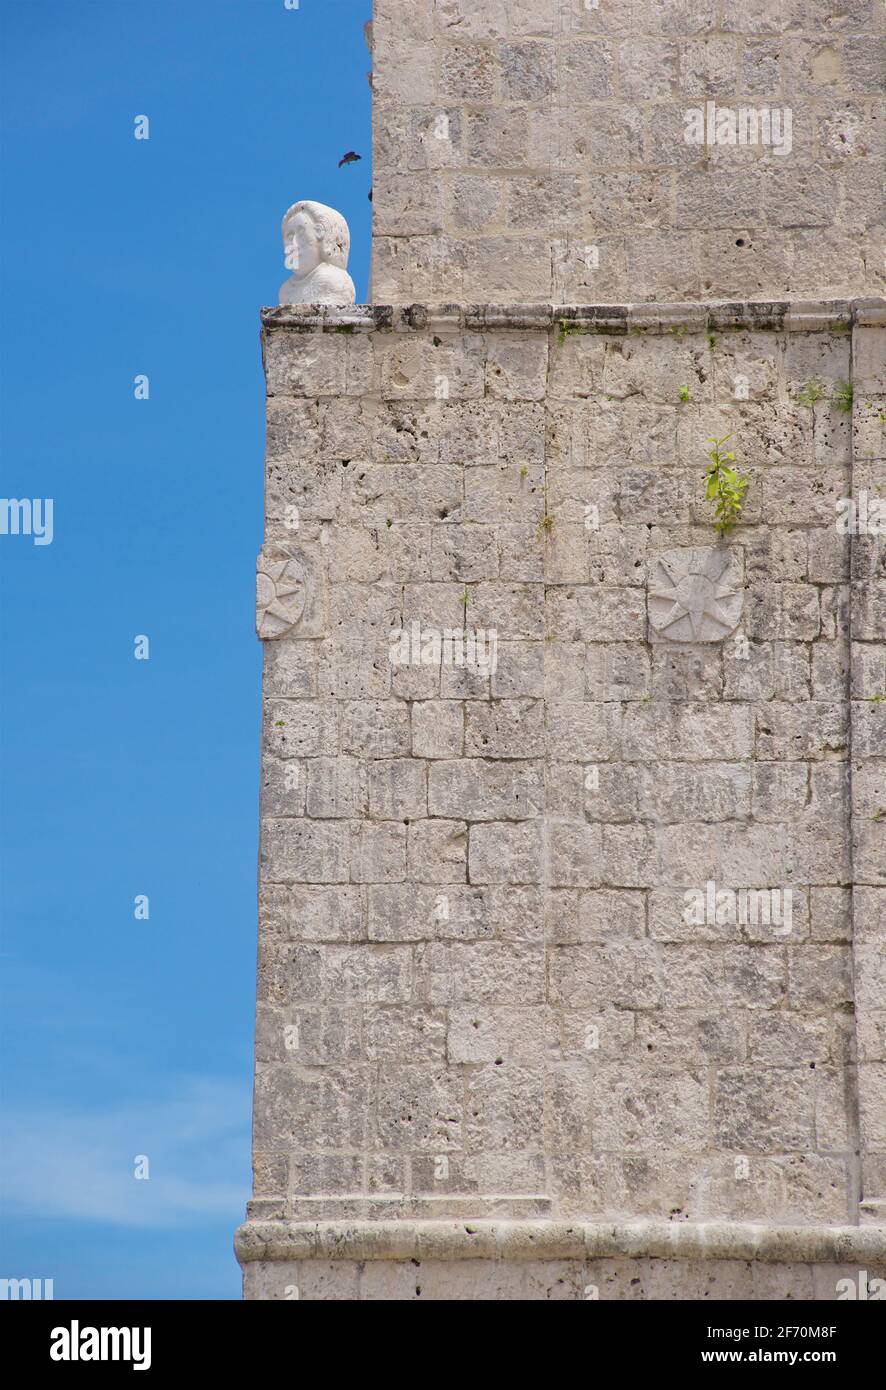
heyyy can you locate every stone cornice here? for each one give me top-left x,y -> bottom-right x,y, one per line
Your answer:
259,299 -> 878,336
235,1219 -> 886,1266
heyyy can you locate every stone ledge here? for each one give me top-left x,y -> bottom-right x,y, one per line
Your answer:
235,1219 -> 886,1266
259,299 -> 875,335
855,298 -> 886,327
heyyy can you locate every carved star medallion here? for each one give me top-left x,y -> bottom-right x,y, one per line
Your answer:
256,555 -> 308,639
647,547 -> 743,643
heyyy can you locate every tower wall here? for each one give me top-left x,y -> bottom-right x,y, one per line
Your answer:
371,0 -> 885,304
238,0 -> 886,1299
238,298 -> 886,1298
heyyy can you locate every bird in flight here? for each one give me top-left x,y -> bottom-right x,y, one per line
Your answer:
338,151 -> 362,167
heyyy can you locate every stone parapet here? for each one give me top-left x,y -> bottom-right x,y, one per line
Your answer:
262,299 -> 857,335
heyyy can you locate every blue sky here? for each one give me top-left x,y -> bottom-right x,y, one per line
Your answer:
0,0 -> 371,1299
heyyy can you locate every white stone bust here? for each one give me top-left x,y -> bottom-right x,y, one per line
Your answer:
278,200 -> 356,306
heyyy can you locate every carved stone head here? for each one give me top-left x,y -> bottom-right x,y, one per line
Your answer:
282,200 -> 350,274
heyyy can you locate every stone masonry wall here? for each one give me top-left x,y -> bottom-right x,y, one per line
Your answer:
248,299 -> 885,1246
851,307 -> 886,1227
371,0 -> 885,303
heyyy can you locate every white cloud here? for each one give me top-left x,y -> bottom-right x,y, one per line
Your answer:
1,1076 -> 251,1228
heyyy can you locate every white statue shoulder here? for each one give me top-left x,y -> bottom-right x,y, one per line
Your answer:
279,263 -> 356,306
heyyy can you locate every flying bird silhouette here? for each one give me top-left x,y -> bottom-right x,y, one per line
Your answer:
338,151 -> 362,168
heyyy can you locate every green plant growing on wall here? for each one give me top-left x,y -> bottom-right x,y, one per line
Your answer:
556,318 -> 602,346
678,385 -> 691,402
557,318 -> 586,346
703,434 -> 750,536
794,380 -> 826,408
794,379 -> 853,413
537,512 -> 556,540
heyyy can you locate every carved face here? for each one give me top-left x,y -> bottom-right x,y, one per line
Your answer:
283,210 -> 322,275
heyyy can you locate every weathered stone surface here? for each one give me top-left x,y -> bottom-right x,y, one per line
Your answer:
238,1217 -> 886,1296
371,3 -> 885,304
246,296 -> 883,1297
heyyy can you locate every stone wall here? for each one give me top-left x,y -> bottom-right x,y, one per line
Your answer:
852,310 -> 886,1227
240,299 -> 886,1299
371,0 -> 885,303
238,0 -> 886,1304
238,1219 -> 886,1300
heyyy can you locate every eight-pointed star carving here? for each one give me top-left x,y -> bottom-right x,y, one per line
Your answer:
648,547 -> 743,643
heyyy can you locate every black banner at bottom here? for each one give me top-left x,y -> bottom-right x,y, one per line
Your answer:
2,1298 -> 882,1374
